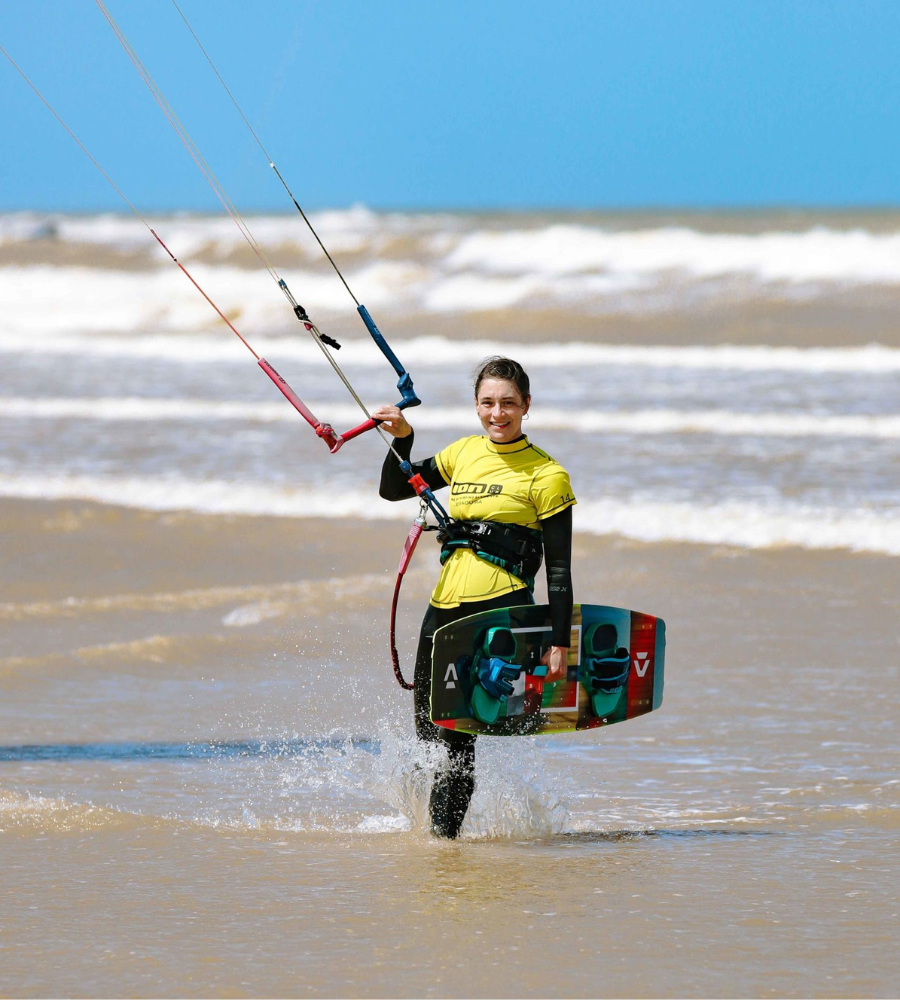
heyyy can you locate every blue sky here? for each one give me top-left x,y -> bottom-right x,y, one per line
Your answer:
2,0 -> 900,211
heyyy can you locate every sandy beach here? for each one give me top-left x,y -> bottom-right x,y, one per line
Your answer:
1,495 -> 897,996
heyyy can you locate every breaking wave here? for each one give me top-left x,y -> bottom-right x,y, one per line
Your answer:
1,328 -> 899,373
0,472 -> 896,555
6,212 -> 900,338
2,396 -> 899,438
5,210 -> 900,284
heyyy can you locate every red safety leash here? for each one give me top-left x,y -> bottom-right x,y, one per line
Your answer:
389,515 -> 427,690
388,468 -> 451,690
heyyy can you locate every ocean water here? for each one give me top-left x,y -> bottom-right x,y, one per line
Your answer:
1,209 -> 898,997
2,209 -> 900,553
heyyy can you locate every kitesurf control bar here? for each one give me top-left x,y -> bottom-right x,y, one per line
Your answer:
95,0 -> 419,455
167,1 -> 422,426
257,358 -> 388,454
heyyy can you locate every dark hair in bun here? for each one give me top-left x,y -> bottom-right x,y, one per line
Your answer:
473,356 -> 531,402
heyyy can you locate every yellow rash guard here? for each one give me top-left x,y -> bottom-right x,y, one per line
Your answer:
430,435 -> 576,608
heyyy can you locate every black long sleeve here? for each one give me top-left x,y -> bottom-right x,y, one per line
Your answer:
542,505 -> 574,647
379,430 -> 448,500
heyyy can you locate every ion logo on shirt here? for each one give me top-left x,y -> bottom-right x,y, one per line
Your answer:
452,482 -> 504,496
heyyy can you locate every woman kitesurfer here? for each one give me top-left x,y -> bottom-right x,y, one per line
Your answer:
373,356 -> 576,838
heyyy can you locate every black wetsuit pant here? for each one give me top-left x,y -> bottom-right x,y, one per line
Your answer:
413,588 -> 535,838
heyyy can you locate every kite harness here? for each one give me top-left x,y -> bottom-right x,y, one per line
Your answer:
387,484 -> 545,689
437,521 -> 543,590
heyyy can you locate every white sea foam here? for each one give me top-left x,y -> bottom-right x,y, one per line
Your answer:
6,212 -> 900,288
0,263 -> 355,337
0,207 -> 458,256
0,207 -> 547,255
0,473 -> 897,555
444,224 -> 900,285
575,498 -> 900,556
3,397 -> 899,439
0,474 -> 409,520
538,408 -> 900,438
1,328 -> 898,374
354,814 -> 413,834
6,215 -> 900,338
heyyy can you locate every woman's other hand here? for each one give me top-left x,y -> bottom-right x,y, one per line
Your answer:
540,645 -> 569,682
371,404 -> 412,438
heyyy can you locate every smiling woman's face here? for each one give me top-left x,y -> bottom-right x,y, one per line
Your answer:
475,377 -> 531,443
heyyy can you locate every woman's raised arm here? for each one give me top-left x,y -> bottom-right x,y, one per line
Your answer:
375,417 -> 448,501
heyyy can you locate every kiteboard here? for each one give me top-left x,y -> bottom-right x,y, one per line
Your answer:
431,603 -> 665,736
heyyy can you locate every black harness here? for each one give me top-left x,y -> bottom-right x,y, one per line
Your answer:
436,519 -> 544,589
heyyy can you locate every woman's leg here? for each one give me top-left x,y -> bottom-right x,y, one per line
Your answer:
412,590 -> 534,839
412,605 -> 476,839
427,742 -> 476,839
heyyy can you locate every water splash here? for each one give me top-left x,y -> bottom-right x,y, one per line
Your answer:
0,724 -> 576,841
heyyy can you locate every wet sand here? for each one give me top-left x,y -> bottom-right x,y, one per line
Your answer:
1,497 -> 898,997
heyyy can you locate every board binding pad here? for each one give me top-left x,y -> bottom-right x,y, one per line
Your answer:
431,603 -> 665,736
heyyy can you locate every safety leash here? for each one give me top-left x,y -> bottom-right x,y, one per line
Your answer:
388,471 -> 452,689
389,512 -> 427,690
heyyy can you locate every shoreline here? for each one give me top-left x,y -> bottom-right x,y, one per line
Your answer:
4,496 -> 897,680
5,495 -> 899,604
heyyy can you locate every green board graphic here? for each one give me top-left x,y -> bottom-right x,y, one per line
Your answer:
431,603 -> 665,736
